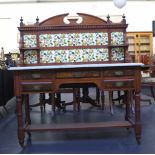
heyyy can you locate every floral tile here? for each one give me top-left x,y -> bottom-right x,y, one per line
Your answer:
39,48 -> 109,64
68,49 -> 82,62
111,32 -> 124,45
39,32 -> 108,47
40,50 -> 55,63
24,50 -> 38,64
95,48 -> 109,61
55,50 -> 68,63
111,48 -> 124,61
23,35 -> 37,48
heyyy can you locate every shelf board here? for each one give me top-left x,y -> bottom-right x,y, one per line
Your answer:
24,121 -> 133,132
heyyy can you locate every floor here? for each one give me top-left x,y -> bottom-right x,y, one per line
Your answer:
0,88 -> 155,154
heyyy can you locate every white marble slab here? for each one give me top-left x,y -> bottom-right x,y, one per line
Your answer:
9,63 -> 144,71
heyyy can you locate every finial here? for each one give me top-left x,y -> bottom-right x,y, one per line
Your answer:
20,17 -> 23,26
122,14 -> 126,23
107,14 -> 111,23
36,16 -> 39,24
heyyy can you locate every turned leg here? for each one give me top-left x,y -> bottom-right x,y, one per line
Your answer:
109,91 -> 114,115
51,93 -> 55,113
55,93 -> 63,111
81,87 -> 99,107
25,94 -> 31,137
16,95 -> 25,147
76,88 -> 81,111
101,91 -> 105,110
118,91 -> 121,105
134,91 -> 141,144
25,94 -> 31,124
40,93 -> 45,112
125,90 -> 131,121
73,88 -> 77,111
131,91 -> 135,114
43,93 -> 46,111
96,88 -> 100,105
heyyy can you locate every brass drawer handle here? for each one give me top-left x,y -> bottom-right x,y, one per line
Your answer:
33,85 -> 40,90
31,73 -> 41,79
74,72 -> 82,78
114,82 -> 124,87
114,71 -> 123,76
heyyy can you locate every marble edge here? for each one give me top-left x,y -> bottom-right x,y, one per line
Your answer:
8,63 -> 144,71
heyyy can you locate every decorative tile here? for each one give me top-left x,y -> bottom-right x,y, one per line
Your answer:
40,48 -> 109,63
95,48 -> 109,61
83,49 -> 95,62
40,50 -> 55,63
24,50 -> 38,64
68,33 -> 80,46
55,50 -> 68,63
23,35 -> 37,48
111,48 -> 124,61
39,34 -> 53,47
95,32 -> 108,45
68,49 -> 82,62
39,32 -> 108,47
111,32 -> 124,45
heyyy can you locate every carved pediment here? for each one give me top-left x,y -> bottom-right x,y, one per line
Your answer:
39,13 -> 107,26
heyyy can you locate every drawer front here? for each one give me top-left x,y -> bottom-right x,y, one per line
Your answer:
56,71 -> 100,79
21,71 -> 54,80
21,82 -> 53,92
103,79 -> 134,89
102,70 -> 134,77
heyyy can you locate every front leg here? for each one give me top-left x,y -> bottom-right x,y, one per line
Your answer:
109,91 -> 114,115
16,95 -> 25,147
125,90 -> 131,121
134,91 -> 141,144
25,94 -> 31,137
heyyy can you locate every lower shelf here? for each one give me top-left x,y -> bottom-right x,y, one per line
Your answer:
24,121 -> 133,132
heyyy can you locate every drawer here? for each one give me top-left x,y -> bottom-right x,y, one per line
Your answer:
103,79 -> 134,89
21,71 -> 54,80
56,71 -> 100,79
102,70 -> 134,77
21,81 -> 53,92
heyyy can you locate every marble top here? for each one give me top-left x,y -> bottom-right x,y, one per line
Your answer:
9,63 -> 144,71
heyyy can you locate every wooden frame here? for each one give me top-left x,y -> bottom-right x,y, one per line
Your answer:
10,13 -> 142,147
18,13 -> 129,66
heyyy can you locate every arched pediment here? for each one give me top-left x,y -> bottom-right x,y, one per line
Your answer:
39,13 -> 107,26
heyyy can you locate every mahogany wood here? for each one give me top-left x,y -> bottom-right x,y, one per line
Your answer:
12,65 -> 142,146
10,13 -> 142,147
25,121 -> 133,132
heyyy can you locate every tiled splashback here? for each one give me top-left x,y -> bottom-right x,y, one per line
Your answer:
39,32 -> 108,47
23,48 -> 124,64
40,48 -> 109,63
23,32 -> 125,64
23,32 -> 124,48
